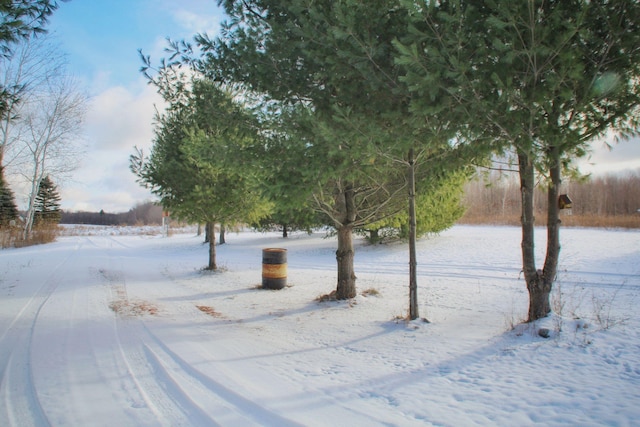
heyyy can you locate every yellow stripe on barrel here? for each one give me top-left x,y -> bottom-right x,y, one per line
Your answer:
262,263 -> 287,279
262,248 -> 287,289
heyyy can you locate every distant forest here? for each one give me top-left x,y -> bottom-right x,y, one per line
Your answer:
60,202 -> 164,226
59,171 -> 640,229
461,170 -> 640,228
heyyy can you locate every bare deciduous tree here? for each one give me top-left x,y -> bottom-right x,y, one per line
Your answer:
0,37 -> 64,168
462,168 -> 640,226
17,73 -> 86,238
0,36 -> 87,239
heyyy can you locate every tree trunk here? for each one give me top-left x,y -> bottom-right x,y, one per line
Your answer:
528,274 -> 552,322
537,144 -> 563,319
518,151 -> 546,321
219,223 -> 226,245
23,173 -> 43,240
336,224 -> 356,299
518,149 -> 559,322
204,222 -> 211,243
408,148 -> 419,320
335,183 -> 357,299
205,222 -> 217,270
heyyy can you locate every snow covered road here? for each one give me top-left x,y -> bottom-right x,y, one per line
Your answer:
0,235 -> 306,426
1,226 -> 639,426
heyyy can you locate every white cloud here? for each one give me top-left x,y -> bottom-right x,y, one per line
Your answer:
577,135 -> 640,176
59,81 -> 164,212
85,81 -> 161,150
174,9 -> 221,36
37,0 -> 226,214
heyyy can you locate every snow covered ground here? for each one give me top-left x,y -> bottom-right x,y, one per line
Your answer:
1,224 -> 638,426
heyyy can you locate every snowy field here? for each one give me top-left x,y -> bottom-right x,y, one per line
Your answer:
0,224 -> 638,426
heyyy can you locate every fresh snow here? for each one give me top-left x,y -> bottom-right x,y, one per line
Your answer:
1,224 -> 639,426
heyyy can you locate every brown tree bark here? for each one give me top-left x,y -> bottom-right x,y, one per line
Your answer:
336,223 -> 356,299
518,151 -> 548,321
538,145 -> 562,319
518,147 -> 562,322
408,148 -> 419,320
206,222 -> 217,270
219,223 -> 226,245
335,184 -> 357,299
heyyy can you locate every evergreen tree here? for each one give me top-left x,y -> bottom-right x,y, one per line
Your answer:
0,165 -> 18,226
0,0 -> 62,116
397,0 -> 640,321
200,1 -> 409,299
251,201 -> 324,238
187,0 -> 480,306
249,106 -> 327,238
131,78 -> 272,270
33,175 -> 61,224
0,1 -> 60,51
363,168 -> 470,241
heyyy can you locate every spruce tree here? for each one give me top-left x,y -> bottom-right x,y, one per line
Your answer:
0,165 -> 18,226
363,168 -> 471,241
33,175 -> 61,225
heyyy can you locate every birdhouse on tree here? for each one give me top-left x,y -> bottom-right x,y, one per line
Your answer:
558,194 -> 572,210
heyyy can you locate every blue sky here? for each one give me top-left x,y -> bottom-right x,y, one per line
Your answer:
45,1 -> 639,213
51,0 -> 223,90
47,0 -> 224,212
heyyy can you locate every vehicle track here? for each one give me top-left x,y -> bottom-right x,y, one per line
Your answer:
140,328 -> 305,427
0,239 -> 84,427
100,243 -> 305,426
1,232 -> 551,426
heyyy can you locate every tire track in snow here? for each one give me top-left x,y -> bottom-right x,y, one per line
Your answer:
96,241 -> 226,426
109,316 -> 205,426
95,242 -> 200,426
0,239 -> 84,427
94,239 -> 305,426
21,236 -> 195,427
141,329 -> 306,427
140,345 -> 221,426
104,255 -> 303,426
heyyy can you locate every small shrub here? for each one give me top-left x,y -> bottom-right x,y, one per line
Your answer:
591,287 -> 629,330
1,222 -> 59,249
26,223 -> 59,245
0,226 -> 22,248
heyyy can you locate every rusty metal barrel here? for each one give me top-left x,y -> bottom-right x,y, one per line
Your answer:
262,248 -> 287,289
